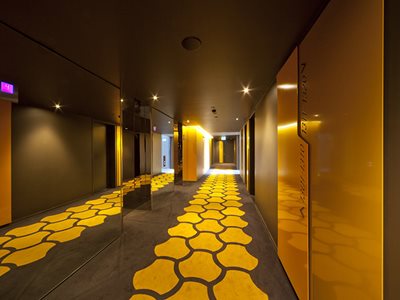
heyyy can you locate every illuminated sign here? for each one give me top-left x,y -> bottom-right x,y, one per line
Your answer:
0,80 -> 18,103
1,82 -> 14,94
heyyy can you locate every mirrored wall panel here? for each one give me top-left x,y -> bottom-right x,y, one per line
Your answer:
121,98 -> 152,212
151,108 -> 174,194
0,104 -> 123,299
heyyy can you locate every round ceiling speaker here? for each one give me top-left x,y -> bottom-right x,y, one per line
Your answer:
181,36 -> 202,51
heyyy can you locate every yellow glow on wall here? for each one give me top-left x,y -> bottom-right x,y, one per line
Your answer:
218,141 -> 224,163
183,126 -> 213,181
115,126 -> 122,186
204,138 -> 210,174
277,122 -> 297,131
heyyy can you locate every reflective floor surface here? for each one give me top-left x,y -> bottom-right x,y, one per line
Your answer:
44,172 -> 296,299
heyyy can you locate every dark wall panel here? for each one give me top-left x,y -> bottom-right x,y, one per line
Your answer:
92,122 -> 107,192
12,106 -> 92,219
123,130 -> 135,180
224,140 -> 235,163
254,86 -> 278,242
385,0 -> 400,299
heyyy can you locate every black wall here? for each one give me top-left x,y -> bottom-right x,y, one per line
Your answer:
384,1 -> 400,299
12,106 -> 93,219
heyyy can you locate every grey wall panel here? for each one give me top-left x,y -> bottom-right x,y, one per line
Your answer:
12,106 -> 92,219
224,140 -> 235,163
385,0 -> 400,299
254,86 -> 278,242
152,133 -> 162,174
92,122 -> 107,192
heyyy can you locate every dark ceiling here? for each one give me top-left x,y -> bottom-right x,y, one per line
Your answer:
0,0 -> 328,133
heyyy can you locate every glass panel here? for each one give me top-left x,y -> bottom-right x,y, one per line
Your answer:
0,105 -> 123,298
151,108 -> 174,194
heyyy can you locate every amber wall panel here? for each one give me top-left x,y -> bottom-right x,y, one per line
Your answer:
254,86 -> 278,242
299,0 -> 383,299
277,49 -> 309,300
183,126 -> 198,181
0,100 -> 12,226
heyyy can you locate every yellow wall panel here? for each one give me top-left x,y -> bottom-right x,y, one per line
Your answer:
218,141 -> 224,163
0,100 -> 12,226
277,49 -> 309,300
299,0 -> 383,299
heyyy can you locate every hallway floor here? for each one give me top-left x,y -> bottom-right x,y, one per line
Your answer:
45,173 -> 296,299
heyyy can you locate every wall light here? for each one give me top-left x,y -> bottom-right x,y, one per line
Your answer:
277,122 -> 297,130
277,84 -> 297,90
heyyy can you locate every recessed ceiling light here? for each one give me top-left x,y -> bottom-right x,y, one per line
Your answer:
242,86 -> 250,95
236,117 -> 239,121
120,98 -> 124,102
314,114 -> 320,117
152,94 -> 159,101
54,103 -> 62,110
182,36 -> 202,51
168,121 -> 171,124
186,120 -> 190,123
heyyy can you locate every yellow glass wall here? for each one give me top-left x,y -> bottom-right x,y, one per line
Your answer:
299,0 -> 383,299
277,49 -> 309,300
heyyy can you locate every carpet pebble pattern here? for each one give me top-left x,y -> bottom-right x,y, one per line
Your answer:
130,174 -> 269,299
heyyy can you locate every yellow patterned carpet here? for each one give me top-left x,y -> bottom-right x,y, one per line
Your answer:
130,174 -> 269,299
0,173 -> 173,278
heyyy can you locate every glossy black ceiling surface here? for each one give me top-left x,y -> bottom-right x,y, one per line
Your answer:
0,0 -> 328,132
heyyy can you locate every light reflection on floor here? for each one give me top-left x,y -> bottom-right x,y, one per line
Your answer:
0,173 -> 174,278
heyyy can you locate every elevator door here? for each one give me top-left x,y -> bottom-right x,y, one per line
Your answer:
223,139 -> 235,163
93,122 -> 107,192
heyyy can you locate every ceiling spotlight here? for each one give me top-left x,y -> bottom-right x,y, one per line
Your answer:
242,86 -> 250,95
236,117 -> 239,121
120,98 -> 124,102
152,94 -> 159,101
53,103 -> 62,110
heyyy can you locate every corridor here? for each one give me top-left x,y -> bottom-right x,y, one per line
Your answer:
0,0 -> 397,299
